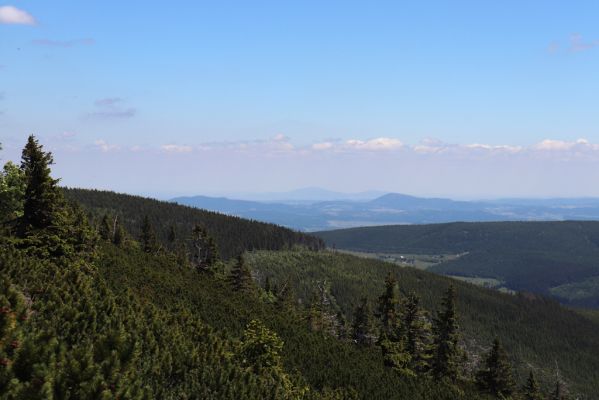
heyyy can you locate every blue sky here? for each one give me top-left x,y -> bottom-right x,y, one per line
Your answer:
1,1 -> 599,198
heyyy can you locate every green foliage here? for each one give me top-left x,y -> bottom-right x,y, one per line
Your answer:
376,273 -> 399,336
351,298 -> 373,346
0,161 -> 26,224
476,338 -> 516,398
191,224 -> 220,271
140,215 -> 158,253
228,255 -> 254,292
403,293 -> 433,373
18,135 -> 62,235
522,371 -> 543,400
245,250 -> 599,398
432,285 -> 464,383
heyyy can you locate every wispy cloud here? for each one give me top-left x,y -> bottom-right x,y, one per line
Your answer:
87,97 -> 136,119
32,38 -> 95,48
161,144 -> 193,153
86,136 -> 599,161
0,5 -> 35,25
94,140 -> 120,152
569,33 -> 599,52
311,137 -> 403,152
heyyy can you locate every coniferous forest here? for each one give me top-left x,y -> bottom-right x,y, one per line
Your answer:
1,136 -> 598,399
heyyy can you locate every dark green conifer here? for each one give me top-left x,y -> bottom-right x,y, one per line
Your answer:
522,370 -> 543,400
352,297 -> 373,346
476,338 -> 515,397
113,218 -> 124,246
99,214 -> 112,241
432,285 -> 464,382
403,292 -> 433,372
140,215 -> 158,253
228,255 -> 253,292
167,225 -> 176,246
18,135 -> 62,235
377,272 -> 399,336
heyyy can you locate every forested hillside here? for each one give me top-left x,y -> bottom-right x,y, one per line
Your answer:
1,136 -> 594,399
246,250 -> 599,397
316,222 -> 599,307
64,188 -> 324,259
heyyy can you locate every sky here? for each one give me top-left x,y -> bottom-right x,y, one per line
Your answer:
1,1 -> 599,199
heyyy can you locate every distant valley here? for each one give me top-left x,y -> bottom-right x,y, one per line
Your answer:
172,190 -> 599,231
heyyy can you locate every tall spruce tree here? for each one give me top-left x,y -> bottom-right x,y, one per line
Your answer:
99,214 -> 112,241
351,297 -> 373,346
377,273 -> 399,336
18,135 -> 62,235
476,338 -> 516,397
522,371 -> 543,400
228,254 -> 253,292
167,225 -> 176,246
140,215 -> 158,253
403,292 -> 433,373
432,285 -> 463,382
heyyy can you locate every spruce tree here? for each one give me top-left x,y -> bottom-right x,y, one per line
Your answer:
228,254 -> 253,292
99,214 -> 112,241
522,371 -> 543,400
377,272 -> 399,336
167,225 -> 176,246
140,215 -> 158,253
432,285 -> 463,382
351,297 -> 373,346
18,135 -> 62,235
403,292 -> 433,373
476,338 -> 516,397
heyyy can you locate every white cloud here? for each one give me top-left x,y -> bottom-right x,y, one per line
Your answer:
94,140 -> 120,152
533,138 -> 594,151
161,144 -> 193,153
0,6 -> 35,25
465,143 -> 523,153
345,137 -> 403,151
312,142 -> 334,151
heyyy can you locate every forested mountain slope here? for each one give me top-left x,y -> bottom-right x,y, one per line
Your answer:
64,188 -> 324,259
316,221 -> 599,307
246,250 -> 599,398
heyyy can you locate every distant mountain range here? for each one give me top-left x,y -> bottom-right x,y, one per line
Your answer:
171,190 -> 599,231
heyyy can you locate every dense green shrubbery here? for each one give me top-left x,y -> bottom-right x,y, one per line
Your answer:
246,249 -> 599,398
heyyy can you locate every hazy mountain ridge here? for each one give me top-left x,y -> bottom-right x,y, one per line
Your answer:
172,191 -> 599,231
